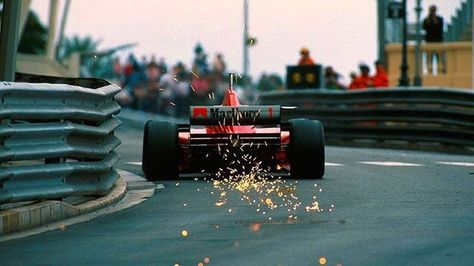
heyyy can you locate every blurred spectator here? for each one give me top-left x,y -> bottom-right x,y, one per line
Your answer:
372,60 -> 389,88
297,47 -> 315,66
212,53 -> 227,77
140,55 -> 148,67
123,54 -> 135,81
192,42 -> 210,75
123,53 -> 145,89
173,62 -> 191,117
349,64 -> 373,90
112,57 -> 122,81
423,5 -> 444,43
423,5 -> 445,73
324,66 -> 345,90
348,72 -> 358,89
158,57 -> 168,73
156,62 -> 192,117
132,61 -> 161,112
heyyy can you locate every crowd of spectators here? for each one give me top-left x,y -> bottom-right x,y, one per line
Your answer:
297,47 -> 389,90
115,43 -> 391,116
115,43 -> 230,117
348,61 -> 388,89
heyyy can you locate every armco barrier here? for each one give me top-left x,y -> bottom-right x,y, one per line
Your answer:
259,88 -> 474,153
0,73 -> 121,204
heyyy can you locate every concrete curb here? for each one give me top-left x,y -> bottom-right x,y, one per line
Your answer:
0,175 -> 127,235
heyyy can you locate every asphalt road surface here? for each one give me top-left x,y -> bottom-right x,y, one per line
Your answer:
1,117 -> 473,265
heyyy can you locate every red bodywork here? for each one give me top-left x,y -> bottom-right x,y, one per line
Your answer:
178,87 -> 290,172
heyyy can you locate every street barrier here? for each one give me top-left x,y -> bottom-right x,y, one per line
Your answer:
0,73 -> 121,204
259,88 -> 474,153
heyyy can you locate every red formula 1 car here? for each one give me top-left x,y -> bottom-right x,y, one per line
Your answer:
142,74 -> 325,180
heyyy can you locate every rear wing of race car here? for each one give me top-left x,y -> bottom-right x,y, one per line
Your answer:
190,105 -> 281,126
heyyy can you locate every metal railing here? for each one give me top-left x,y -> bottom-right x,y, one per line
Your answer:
0,73 -> 121,204
260,88 -> 474,153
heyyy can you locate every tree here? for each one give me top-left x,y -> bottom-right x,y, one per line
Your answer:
57,35 -> 136,78
0,3 -> 48,55
57,35 -> 101,60
18,11 -> 48,54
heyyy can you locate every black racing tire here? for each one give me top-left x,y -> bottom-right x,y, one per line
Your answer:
289,119 -> 325,179
142,120 -> 179,181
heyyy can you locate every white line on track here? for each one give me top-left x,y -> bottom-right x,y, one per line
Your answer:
125,162 -> 142,166
436,161 -> 474,167
358,161 -> 424,167
325,162 -> 344,166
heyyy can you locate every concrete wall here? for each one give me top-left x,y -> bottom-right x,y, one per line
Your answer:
386,42 -> 472,89
16,53 -> 80,78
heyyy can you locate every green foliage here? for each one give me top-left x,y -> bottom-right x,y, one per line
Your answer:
58,35 -> 136,78
18,11 -> 48,54
57,35 -> 101,60
0,5 -> 47,55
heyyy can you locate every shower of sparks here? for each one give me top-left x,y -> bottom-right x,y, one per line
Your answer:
202,141 -> 331,220
250,223 -> 261,232
319,257 -> 327,265
191,71 -> 200,79
215,201 -> 226,207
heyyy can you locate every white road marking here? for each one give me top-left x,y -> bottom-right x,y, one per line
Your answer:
358,161 -> 424,167
436,161 -> 474,167
125,162 -> 142,166
325,162 -> 344,166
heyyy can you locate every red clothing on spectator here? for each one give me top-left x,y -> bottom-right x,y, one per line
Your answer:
372,66 -> 388,87
348,80 -> 359,89
349,74 -> 373,89
298,57 -> 315,66
123,63 -> 134,77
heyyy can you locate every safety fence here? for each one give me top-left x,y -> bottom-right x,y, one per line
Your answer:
260,88 -> 474,153
0,73 -> 121,204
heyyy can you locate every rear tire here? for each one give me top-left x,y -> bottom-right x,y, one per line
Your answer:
289,119 -> 325,179
142,120 -> 179,180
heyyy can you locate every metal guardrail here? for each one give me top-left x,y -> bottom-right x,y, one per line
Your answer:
0,73 -> 121,204
259,88 -> 474,153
